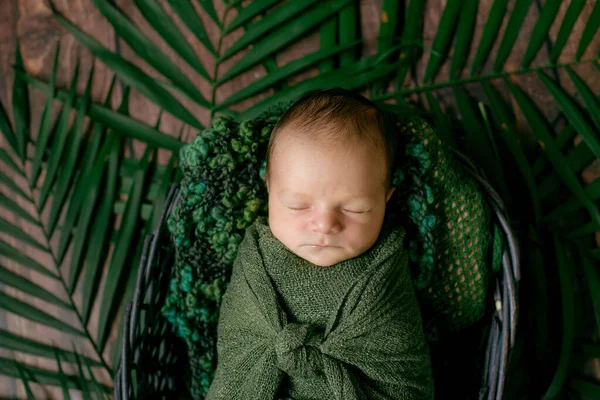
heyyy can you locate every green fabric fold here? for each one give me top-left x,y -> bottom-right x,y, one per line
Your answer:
206,217 -> 434,400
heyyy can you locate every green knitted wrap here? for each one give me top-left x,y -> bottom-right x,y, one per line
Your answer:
162,103 -> 495,398
398,118 -> 494,333
206,216 -> 434,400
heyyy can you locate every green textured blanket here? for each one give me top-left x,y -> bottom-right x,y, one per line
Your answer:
206,217 -> 434,399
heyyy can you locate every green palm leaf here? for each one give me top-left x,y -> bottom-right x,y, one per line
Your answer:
395,0 -> 424,88
46,68 -> 108,236
469,0 -> 507,75
318,17 -> 338,74
550,0 -> 586,63
0,265 -> 69,309
78,140 -> 120,323
14,361 -> 36,400
541,237 -> 575,400
450,0 -> 478,78
0,329 -> 100,367
565,67 -> 600,130
29,44 -> 61,189
50,5 -> 203,129
0,239 -> 56,279
38,60 -> 89,211
96,145 -> 153,352
221,0 -> 321,62
0,356 -> 112,394
576,1 -> 600,60
53,348 -> 71,400
214,40 -> 360,110
422,1 -> 461,82
338,3 -> 358,67
12,39 -> 29,162
72,345 -> 92,400
538,70 -> 600,159
168,0 -> 217,55
372,0 -> 400,94
493,0 -> 534,72
452,85 -> 505,193
91,0 -> 210,108
481,81 -> 540,222
223,0 -> 279,33
0,292 -> 84,337
0,91 -> 18,154
133,0 -> 211,81
219,0 -> 353,83
507,79 -> 600,224
19,71 -> 184,151
521,0 -> 562,68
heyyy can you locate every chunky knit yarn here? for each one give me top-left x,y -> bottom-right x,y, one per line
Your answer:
397,118 -> 494,334
163,102 -> 292,397
206,216 -> 434,400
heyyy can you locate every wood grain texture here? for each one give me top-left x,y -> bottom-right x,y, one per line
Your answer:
1,0 -> 599,398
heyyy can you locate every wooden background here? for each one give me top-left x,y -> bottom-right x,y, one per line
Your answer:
1,0 -> 600,398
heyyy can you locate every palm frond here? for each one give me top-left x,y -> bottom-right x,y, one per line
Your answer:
449,1 -> 478,79
28,43 -> 60,189
493,0 -> 534,72
49,4 -> 203,129
469,0 -> 508,76
422,1 -> 461,82
14,360 -> 36,400
91,0 -> 210,107
550,0 -> 587,63
11,39 -> 29,162
133,0 -> 211,81
520,0 -> 562,69
53,347 -> 72,400
96,145 -> 154,352
0,38 -> 179,395
577,1 -> 600,60
0,355 -> 112,394
541,237 -> 576,400
507,80 -> 600,225
167,0 -> 217,55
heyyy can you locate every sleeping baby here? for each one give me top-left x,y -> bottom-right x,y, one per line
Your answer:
206,88 -> 434,399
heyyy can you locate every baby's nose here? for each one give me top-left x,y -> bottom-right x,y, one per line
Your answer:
311,212 -> 341,234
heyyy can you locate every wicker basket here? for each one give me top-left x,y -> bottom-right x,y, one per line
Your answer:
114,149 -> 520,400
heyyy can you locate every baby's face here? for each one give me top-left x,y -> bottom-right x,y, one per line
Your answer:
267,134 -> 395,267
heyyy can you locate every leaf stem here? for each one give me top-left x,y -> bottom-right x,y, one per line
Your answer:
20,174 -> 114,379
371,57 -> 600,101
210,5 -> 235,122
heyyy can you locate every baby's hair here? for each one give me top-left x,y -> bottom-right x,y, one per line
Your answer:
265,88 -> 399,188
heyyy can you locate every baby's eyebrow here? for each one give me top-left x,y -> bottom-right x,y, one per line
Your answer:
277,190 -> 309,200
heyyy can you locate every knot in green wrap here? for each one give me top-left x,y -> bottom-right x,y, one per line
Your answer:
275,323 -> 325,378
207,217 -> 434,399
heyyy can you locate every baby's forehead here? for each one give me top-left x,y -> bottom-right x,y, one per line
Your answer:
276,128 -> 384,153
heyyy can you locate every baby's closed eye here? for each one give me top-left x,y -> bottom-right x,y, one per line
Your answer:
342,208 -> 370,214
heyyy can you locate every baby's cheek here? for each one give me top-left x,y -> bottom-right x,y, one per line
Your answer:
270,211 -> 303,244
347,224 -> 381,251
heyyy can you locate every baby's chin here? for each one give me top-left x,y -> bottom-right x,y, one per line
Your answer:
295,246 -> 354,267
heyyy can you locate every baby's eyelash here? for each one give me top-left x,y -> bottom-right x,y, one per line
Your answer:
286,207 -> 370,214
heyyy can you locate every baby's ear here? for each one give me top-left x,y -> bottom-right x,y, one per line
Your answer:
386,187 -> 396,202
